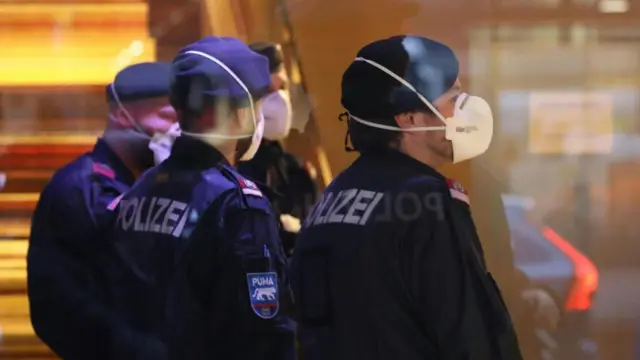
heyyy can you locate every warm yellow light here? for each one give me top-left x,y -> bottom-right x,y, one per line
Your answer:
0,3 -> 146,16
598,0 -> 629,13
0,34 -> 156,85
0,3 -> 153,85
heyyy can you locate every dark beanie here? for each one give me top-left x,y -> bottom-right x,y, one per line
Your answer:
249,42 -> 284,73
106,62 -> 172,103
341,35 -> 459,120
169,36 -> 272,114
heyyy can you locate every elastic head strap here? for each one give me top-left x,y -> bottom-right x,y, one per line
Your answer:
108,82 -> 150,138
345,57 -> 447,132
353,57 -> 446,122
348,113 -> 445,132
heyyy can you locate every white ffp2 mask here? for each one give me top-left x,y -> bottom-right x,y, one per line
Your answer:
239,111 -> 265,161
347,57 -> 493,164
148,122 -> 181,165
261,90 -> 292,140
178,50 -> 264,161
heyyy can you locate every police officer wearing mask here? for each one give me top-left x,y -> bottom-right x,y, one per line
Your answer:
238,42 -> 318,255
291,35 -> 522,360
27,62 -> 177,360
107,37 -> 295,360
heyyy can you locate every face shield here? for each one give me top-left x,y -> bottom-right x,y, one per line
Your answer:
177,50 -> 264,161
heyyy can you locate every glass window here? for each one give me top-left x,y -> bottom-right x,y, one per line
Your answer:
3,3 -> 640,359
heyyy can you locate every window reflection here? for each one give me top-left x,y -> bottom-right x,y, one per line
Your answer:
0,2 -> 640,359
471,23 -> 640,262
498,0 -> 561,8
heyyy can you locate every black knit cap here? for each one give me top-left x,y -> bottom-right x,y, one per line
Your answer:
341,35 -> 459,120
249,42 -> 284,73
106,62 -> 172,103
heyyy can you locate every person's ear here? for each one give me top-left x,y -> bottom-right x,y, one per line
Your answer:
110,107 -> 132,128
394,112 -> 418,129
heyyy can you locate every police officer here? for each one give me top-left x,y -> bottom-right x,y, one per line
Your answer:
237,42 -> 318,256
291,35 -> 523,360
27,62 -> 177,359
107,37 -> 295,360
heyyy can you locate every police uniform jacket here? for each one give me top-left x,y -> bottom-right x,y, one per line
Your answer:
108,136 -> 295,360
291,148 -> 523,360
237,139 -> 318,254
28,139 -> 165,360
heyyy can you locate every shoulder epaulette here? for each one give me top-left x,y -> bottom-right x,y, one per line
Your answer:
92,163 -> 115,179
446,178 -> 470,205
237,175 -> 263,198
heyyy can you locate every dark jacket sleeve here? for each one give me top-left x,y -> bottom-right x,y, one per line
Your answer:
27,181 -> 165,360
186,191 -> 296,360
280,153 -> 318,218
397,185 -> 495,359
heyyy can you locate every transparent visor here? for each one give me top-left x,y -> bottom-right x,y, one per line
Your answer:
180,50 -> 257,141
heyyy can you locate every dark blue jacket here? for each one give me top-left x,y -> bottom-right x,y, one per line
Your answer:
27,139 -> 166,360
291,149 -> 522,360
107,136 -> 296,360
237,140 -> 318,255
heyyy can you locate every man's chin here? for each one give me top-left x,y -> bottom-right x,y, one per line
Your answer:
447,150 -> 455,163
434,148 -> 454,164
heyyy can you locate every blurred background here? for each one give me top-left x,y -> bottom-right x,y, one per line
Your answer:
1,0 -> 640,359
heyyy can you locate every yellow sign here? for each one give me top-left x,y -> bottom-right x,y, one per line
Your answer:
528,91 -> 613,155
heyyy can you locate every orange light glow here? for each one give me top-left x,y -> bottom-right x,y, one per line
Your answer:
0,3 -> 154,85
542,226 -> 599,311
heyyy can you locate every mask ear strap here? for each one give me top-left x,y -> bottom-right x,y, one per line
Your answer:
348,112 -> 445,132
109,83 -> 149,137
338,112 -> 356,152
353,57 -> 447,124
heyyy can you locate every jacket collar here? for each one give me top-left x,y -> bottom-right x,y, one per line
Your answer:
167,136 -> 228,170
90,138 -> 136,186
